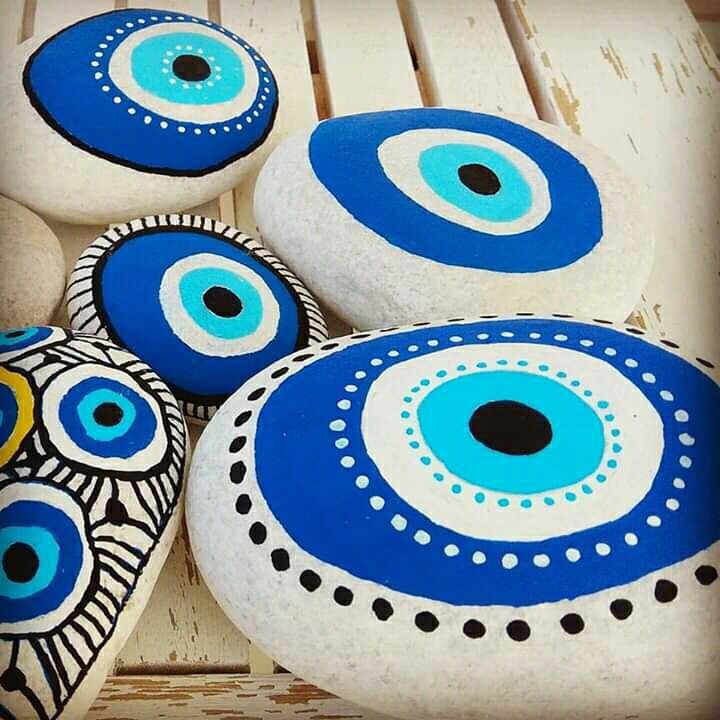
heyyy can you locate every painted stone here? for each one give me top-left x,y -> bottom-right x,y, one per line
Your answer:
0,326 -> 187,719
0,9 -> 278,224
254,109 -> 653,329
67,214 -> 328,423
187,315 -> 719,720
0,196 -> 65,329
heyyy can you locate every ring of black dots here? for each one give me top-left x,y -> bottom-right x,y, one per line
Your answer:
226,315 -> 718,641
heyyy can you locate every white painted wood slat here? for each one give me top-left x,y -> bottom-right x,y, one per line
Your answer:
0,0 -> 25,50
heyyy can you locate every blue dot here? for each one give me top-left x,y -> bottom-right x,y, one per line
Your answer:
433,472 -> 444,482
497,359 -> 508,366
605,414 -> 615,422
403,396 -> 413,403
409,441 -> 420,449
565,492 -> 577,502
581,484 -> 593,494
539,364 -> 549,372
520,499 -> 532,508
598,400 -> 609,409
474,492 -> 485,504
411,386 -> 421,393
611,428 -> 620,437
405,428 -> 414,435
518,360 -> 528,366
420,379 -> 430,386
544,497 -> 555,506
436,370 -> 448,378
457,364 -> 467,371
451,484 -> 462,494
556,371 -> 567,378
401,411 -> 410,419
583,390 -> 593,397
476,362 -> 487,369
596,474 -> 607,483
498,498 -> 510,507
607,459 -> 618,469
420,456 -> 431,465
612,443 -> 623,453
571,380 -> 580,387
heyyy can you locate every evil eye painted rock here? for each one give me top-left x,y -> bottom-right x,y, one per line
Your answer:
0,327 -> 187,720
0,9 -> 278,223
187,316 -> 719,720
67,214 -> 327,423
254,109 -> 652,329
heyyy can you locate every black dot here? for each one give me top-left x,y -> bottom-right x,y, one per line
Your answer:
506,620 -> 531,641
293,353 -> 313,362
0,667 -> 26,692
334,586 -> 354,606
661,339 -> 680,348
697,357 -> 715,369
172,53 -> 212,82
93,402 -> 123,427
248,522 -> 266,545
379,326 -> 399,333
5,330 -> 25,339
299,570 -> 321,592
321,342 -> 339,350
560,613 -> 585,634
447,317 -> 465,323
351,333 -> 371,340
516,312 -> 535,317
372,598 -> 394,621
609,599 -> 633,620
229,437 -> 247,453
458,163 -> 501,195
106,498 -> 129,525
247,387 -> 266,401
234,411 -> 252,427
271,367 -> 289,379
235,494 -> 251,514
462,619 -> 486,639
625,327 -> 645,335
593,318 -> 613,325
469,400 -> 552,455
695,565 -> 718,586
654,579 -> 678,603
415,611 -> 439,633
271,549 -> 290,572
202,286 -> 242,318
3,542 -> 39,583
551,313 -> 572,318
229,460 -> 246,484
412,321 -> 431,327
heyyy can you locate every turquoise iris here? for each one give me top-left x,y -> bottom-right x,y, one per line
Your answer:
131,31 -> 244,105
417,371 -> 605,494
180,267 -> 263,339
0,526 -> 59,600
418,143 -> 532,223
76,389 -> 137,442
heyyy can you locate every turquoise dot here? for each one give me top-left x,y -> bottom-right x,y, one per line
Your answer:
539,364 -> 549,372
611,429 -> 620,437
420,379 -> 430,386
607,459 -> 618,469
565,492 -> 577,502
556,371 -> 567,378
598,400 -> 609,409
409,441 -> 420,449
436,370 -> 448,378
544,497 -> 555,506
581,484 -> 593,494
583,390 -> 593,397
605,414 -> 615,422
403,396 -> 413,403
433,472 -> 444,482
518,360 -> 528,366
612,443 -> 622,453
405,428 -> 414,436
457,364 -> 467,371
474,492 -> 485,504
520,499 -> 532,508
411,386 -> 421,393
497,359 -> 508,366
596,474 -> 607,483
498,498 -> 510,507
401,411 -> 410,419
570,380 -> 580,387
476,362 -> 487,369
420,456 -> 431,465
451,484 -> 462,494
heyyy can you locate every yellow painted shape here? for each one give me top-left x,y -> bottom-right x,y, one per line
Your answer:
0,367 -> 34,467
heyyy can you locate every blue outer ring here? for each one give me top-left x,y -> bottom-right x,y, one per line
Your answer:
253,319 -> 720,607
95,227 -> 307,408
23,9 -> 278,175
308,109 -> 603,273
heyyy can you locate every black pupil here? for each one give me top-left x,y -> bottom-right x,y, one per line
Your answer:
5,330 -> 25,339
172,54 -> 211,82
203,286 -> 243,318
458,163 -> 501,195
94,402 -> 123,427
3,542 -> 39,583
469,400 -> 552,455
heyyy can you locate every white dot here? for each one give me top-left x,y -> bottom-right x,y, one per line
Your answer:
340,456 -> 355,468
533,554 -> 550,568
113,96 -> 121,104
673,477 -> 686,489
258,103 -> 264,109
137,18 -> 145,24
500,331 -> 514,338
414,530 -> 431,545
624,532 -> 638,546
253,110 -> 259,117
91,60 -> 100,67
449,335 -> 463,343
195,84 -> 202,90
160,121 -> 168,129
94,72 -> 103,80
660,390 -> 674,401
387,350 -> 400,357
427,339 -> 439,347
472,551 -> 486,565
580,339 -> 593,347
182,82 -> 190,89
680,455 -> 692,469
679,433 -> 695,446
666,498 -> 680,511
94,51 -> 103,57
209,128 -> 216,134
675,409 -> 689,423
642,372 -> 656,383
355,371 -> 367,380
193,128 -> 202,135
329,419 -> 346,432
565,548 -> 581,562
150,16 -> 158,21
214,65 -> 221,71
370,358 -> 383,366
105,34 -> 113,40
408,345 -> 419,352
337,399 -> 351,410
186,44 -> 192,50
554,334 -> 568,342
477,333 -> 490,340
604,347 -> 617,356
197,48 -> 204,54
369,496 -> 385,511
175,44 -> 182,50
162,68 -> 169,74
529,332 -> 541,339
116,28 -> 124,34
127,107 -> 136,115
178,126 -> 186,133
595,542 -> 611,556
625,358 -> 639,368
125,21 -> 134,27
502,553 -> 518,569
391,514 -> 407,531
444,544 -> 460,557
646,515 -> 662,527
344,384 -> 358,393
207,81 -> 214,87
223,126 -> 230,132
355,475 -> 369,489
101,85 -> 110,92
144,116 -> 152,125
162,58 -> 170,65
335,438 -> 349,449
169,78 -> 177,85
235,123 -> 242,130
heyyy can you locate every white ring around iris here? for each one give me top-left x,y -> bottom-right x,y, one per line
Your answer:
376,128 -> 552,236
108,22 -> 261,123
43,363 -> 168,472
361,344 -> 663,542
0,482 -> 93,635
159,253 -> 280,357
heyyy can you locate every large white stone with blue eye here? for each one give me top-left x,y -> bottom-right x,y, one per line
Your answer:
187,316 -> 719,720
0,327 -> 187,720
0,9 -> 278,223
66,214 -> 328,423
254,109 -> 653,329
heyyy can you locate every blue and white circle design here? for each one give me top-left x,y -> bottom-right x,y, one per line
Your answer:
0,481 -> 93,635
0,326 -> 67,362
23,8 -> 278,175
66,215 -> 327,422
308,110 -> 601,272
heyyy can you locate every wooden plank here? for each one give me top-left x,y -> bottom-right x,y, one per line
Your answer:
401,0 -> 536,115
700,19 -> 720,54
88,674 -> 387,719
33,0 -> 113,39
312,0 -> 421,115
498,0 -> 720,359
0,0 -> 26,49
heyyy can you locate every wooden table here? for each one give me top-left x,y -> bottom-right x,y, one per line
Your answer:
2,1 -> 719,716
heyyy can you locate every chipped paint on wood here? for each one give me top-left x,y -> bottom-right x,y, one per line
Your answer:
550,75 -> 581,134
512,0 -> 534,40
652,52 -> 669,91
693,30 -> 720,81
627,133 -> 639,154
601,41 -> 628,79
672,63 -> 686,93
269,681 -> 335,705
540,50 -> 551,68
